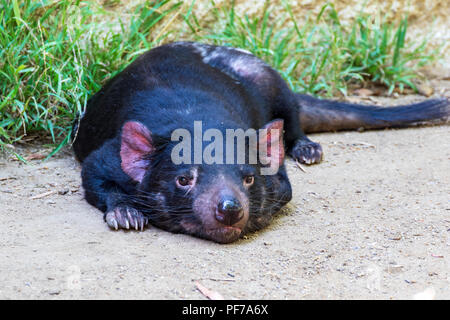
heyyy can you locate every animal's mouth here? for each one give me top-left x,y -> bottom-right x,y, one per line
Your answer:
204,226 -> 243,244
179,220 -> 244,243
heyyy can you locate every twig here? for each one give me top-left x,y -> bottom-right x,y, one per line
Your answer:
29,190 -> 57,200
153,4 -> 184,42
353,141 -> 376,148
196,278 -> 236,282
295,160 -> 307,173
0,177 -> 17,181
195,281 -> 224,300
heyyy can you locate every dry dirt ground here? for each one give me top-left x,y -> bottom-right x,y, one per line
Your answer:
1,91 -> 449,300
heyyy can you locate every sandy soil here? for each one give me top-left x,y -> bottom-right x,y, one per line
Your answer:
1,91 -> 449,300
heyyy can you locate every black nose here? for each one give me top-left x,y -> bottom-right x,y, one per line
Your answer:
215,197 -> 244,226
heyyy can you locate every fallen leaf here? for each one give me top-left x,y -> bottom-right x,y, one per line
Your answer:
417,83 -> 434,97
25,153 -> 46,161
353,88 -> 374,97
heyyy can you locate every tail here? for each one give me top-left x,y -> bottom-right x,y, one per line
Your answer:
297,94 -> 450,133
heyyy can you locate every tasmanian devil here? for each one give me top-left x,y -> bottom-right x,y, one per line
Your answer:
72,41 -> 449,243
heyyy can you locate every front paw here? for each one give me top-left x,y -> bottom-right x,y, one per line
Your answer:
104,207 -> 149,231
290,140 -> 323,164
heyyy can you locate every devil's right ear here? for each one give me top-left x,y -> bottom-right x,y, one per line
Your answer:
120,121 -> 154,183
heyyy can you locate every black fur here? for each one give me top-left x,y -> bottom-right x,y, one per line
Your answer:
72,41 -> 449,243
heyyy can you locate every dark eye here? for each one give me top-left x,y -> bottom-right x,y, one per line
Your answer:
176,176 -> 190,187
243,175 -> 254,187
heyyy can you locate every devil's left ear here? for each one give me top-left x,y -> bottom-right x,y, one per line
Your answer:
258,119 -> 285,170
120,121 -> 154,183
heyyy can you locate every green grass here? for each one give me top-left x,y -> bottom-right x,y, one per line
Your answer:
195,1 -> 439,96
0,0 -> 440,155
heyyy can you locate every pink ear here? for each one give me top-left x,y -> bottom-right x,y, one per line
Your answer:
259,119 -> 285,168
120,121 -> 153,182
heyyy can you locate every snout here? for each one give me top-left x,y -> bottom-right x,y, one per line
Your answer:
192,180 -> 250,243
215,196 -> 244,226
